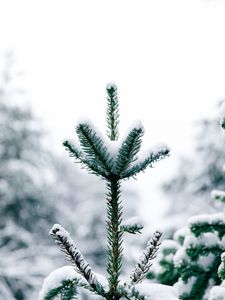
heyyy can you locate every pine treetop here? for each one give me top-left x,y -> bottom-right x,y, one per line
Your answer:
39,83 -> 172,300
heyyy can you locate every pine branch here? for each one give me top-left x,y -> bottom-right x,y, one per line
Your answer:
49,224 -> 105,296
118,284 -> 146,300
106,83 -> 119,141
130,231 -> 162,284
41,279 -> 79,300
122,146 -> 170,179
186,244 -> 225,261
114,126 -> 144,175
63,140 -> 108,178
76,123 -> 113,174
106,179 -> 123,297
120,223 -> 143,235
63,140 -> 83,160
120,217 -> 143,235
190,220 -> 225,239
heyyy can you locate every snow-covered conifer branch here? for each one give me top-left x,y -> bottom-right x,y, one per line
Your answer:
38,266 -> 97,300
118,284 -> 145,300
130,231 -> 162,284
114,126 -> 144,175
40,278 -> 79,300
63,140 -> 108,177
189,213 -> 225,239
76,123 -> 113,174
120,217 -> 143,234
49,224 -> 105,296
122,146 -> 170,179
106,83 -> 119,141
63,140 -> 83,161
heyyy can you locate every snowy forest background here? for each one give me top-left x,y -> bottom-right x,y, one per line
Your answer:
2,0 -> 225,299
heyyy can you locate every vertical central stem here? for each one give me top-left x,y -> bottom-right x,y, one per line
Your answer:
106,178 -> 122,299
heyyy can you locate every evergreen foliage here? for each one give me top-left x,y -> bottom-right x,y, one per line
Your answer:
39,84 -> 171,300
150,200 -> 225,299
150,115 -> 225,300
162,115 -> 225,232
147,239 -> 180,285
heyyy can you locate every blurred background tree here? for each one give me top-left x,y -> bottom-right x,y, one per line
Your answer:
162,112 -> 225,234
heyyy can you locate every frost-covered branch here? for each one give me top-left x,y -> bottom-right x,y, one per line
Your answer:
130,231 -> 162,284
49,224 -> 105,295
118,284 -> 146,300
120,217 -> 144,234
114,125 -> 144,175
106,83 -> 119,141
38,266 -> 98,300
122,146 -> 170,179
76,122 -> 113,174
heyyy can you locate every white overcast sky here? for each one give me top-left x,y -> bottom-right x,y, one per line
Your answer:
0,0 -> 225,229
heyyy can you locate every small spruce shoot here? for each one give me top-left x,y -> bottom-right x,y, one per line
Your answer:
39,83 -> 170,300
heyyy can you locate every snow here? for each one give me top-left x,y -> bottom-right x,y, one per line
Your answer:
38,266 -> 81,300
150,144 -> 171,156
183,233 -> 220,248
198,253 -> 215,270
173,248 -> 190,267
188,213 -> 225,226
122,216 -> 143,228
209,285 -> 225,300
106,139 -> 121,158
174,231 -> 222,270
160,239 -> 179,250
135,282 -> 179,300
50,223 -> 71,239
39,266 -> 109,300
174,227 -> 190,243
106,82 -> 117,91
174,277 -> 196,295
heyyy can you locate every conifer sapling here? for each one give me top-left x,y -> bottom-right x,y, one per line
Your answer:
39,83 -> 171,300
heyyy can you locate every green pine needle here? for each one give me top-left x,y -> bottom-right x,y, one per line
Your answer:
76,123 -> 113,174
106,83 -> 119,141
114,126 -> 144,175
63,140 -> 108,178
43,279 -> 78,300
122,147 -> 170,179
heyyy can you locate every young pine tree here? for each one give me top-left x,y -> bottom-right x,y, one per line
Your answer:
39,84 -> 180,300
